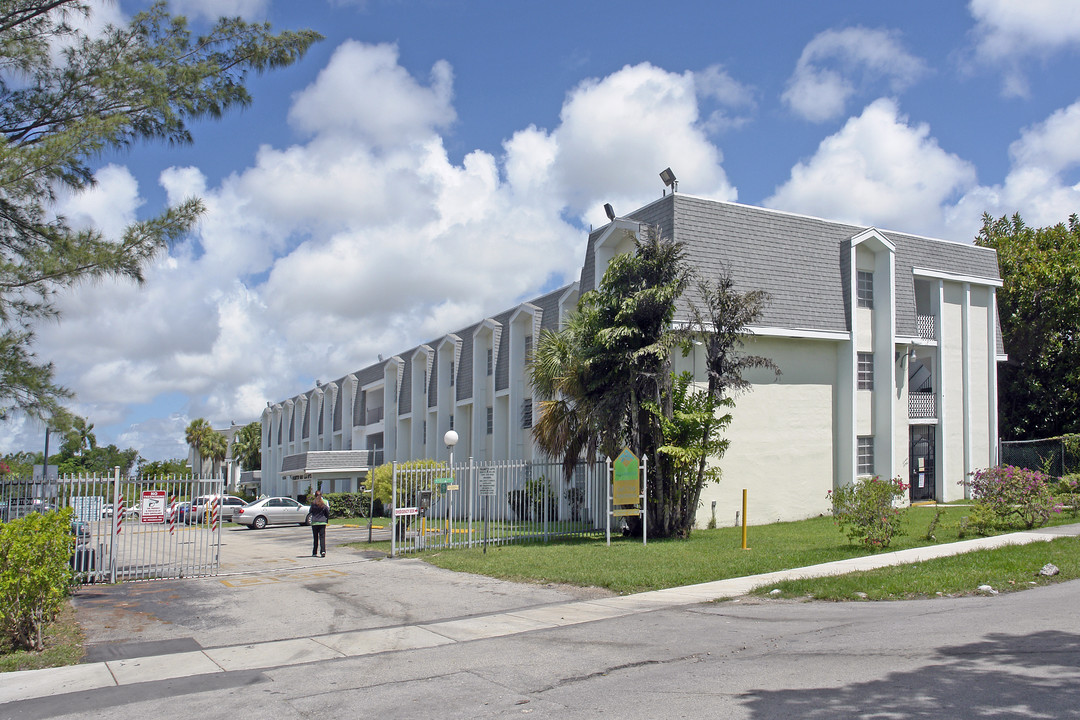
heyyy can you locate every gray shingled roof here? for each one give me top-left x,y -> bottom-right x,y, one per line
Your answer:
280,450 -> 370,476
602,194 -> 1001,335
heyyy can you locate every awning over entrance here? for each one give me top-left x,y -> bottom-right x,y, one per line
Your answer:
280,450 -> 371,494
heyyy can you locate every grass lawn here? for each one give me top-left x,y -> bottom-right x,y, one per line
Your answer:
410,506 -> 1080,596
0,602 -> 84,673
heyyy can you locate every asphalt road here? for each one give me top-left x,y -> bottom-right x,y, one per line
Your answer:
8,526 -> 1080,719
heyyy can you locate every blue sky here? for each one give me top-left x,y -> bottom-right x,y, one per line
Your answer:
5,0 -> 1080,461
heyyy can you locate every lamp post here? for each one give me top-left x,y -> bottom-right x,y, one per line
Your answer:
443,430 -> 458,544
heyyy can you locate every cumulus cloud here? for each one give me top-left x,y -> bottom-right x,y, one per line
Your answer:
968,0 -> 1080,97
766,98 -> 976,237
948,98 -> 1080,233
783,27 -> 927,122
29,47 -> 740,459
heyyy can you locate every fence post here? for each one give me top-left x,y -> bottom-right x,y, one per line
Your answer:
109,466 -> 119,584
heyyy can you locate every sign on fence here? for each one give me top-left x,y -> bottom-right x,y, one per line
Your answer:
140,490 -> 168,523
478,467 -> 497,497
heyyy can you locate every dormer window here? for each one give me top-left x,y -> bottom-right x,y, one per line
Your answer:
857,271 -> 874,309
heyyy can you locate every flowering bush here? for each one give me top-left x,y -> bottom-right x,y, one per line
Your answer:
1055,474 -> 1080,518
963,465 -> 1060,530
828,475 -> 909,549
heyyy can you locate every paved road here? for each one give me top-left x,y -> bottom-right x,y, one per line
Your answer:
4,525 -> 1079,718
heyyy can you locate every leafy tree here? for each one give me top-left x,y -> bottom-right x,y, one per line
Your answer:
60,415 -> 95,457
531,229 -> 774,538
139,458 -> 190,478
55,443 -> 139,476
0,450 -> 35,477
975,213 -> 1080,439
231,421 -> 262,471
0,1 -> 321,424
366,459 -> 445,507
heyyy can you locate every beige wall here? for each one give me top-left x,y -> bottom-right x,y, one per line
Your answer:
698,336 -> 838,527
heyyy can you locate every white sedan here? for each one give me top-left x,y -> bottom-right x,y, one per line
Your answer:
233,497 -> 312,529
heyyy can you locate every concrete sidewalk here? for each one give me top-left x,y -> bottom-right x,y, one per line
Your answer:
3,524 -> 1078,705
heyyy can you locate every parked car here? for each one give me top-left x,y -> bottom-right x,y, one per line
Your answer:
190,495 -> 247,524
171,501 -> 192,524
101,503 -> 139,519
234,497 -> 312,529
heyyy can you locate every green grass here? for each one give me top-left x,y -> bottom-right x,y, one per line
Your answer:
751,535 -> 1080,601
410,506 -> 1080,596
0,601 -> 84,673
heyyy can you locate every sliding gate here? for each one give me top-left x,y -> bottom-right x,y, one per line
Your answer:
391,459 -> 609,555
1,470 -> 225,582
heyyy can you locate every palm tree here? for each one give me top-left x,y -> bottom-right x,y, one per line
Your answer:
185,418 -> 213,474
231,421 -> 262,471
203,430 -> 227,477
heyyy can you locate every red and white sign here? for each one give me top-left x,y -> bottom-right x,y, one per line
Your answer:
394,506 -> 419,517
140,490 -> 168,523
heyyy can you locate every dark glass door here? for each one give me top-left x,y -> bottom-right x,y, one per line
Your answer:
909,425 -> 936,501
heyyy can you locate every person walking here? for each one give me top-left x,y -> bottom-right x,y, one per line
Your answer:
310,491 -> 331,557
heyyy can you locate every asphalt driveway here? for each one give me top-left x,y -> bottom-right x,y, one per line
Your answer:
73,522 -> 613,658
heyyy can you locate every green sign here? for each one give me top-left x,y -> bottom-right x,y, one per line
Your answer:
612,447 -> 640,506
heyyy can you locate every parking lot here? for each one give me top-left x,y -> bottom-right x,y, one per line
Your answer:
73,520 -> 613,657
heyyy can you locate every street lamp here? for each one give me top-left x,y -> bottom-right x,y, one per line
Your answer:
443,430 -> 459,545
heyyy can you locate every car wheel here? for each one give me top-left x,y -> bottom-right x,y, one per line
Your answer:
243,523 -> 256,530
253,515 -> 267,530
303,513 -> 311,526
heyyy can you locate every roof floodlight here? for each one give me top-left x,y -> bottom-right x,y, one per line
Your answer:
604,203 -> 616,221
660,168 -> 678,191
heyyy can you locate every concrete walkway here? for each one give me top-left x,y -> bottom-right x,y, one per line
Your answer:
3,524 -> 1078,705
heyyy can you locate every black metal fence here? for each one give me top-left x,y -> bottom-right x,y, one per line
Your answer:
1000,436 -> 1080,477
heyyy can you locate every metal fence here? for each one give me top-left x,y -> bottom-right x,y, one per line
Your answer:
391,459 -> 610,555
0,470 -> 225,583
1000,436 -> 1080,478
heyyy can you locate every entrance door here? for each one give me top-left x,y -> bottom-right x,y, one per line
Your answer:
909,425 -> 936,501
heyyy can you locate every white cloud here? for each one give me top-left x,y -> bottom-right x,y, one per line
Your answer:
170,0 -> 269,21
766,98 -> 976,237
26,48 -> 742,460
783,27 -> 927,122
968,0 -> 1080,97
288,42 -> 456,148
57,164 -> 142,241
948,98 -> 1080,233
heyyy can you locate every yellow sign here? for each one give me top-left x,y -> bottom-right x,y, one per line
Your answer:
613,508 -> 641,517
612,447 -> 640,506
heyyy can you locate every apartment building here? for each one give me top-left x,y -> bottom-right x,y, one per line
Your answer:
261,193 -> 1003,526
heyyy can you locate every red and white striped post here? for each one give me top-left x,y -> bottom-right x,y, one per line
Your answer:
168,496 -> 177,535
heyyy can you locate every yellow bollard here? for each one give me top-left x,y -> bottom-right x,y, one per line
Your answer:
741,488 -> 749,550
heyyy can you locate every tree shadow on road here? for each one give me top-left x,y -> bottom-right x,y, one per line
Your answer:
744,631 -> 1080,719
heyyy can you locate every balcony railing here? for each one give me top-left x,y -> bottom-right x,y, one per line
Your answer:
909,391 -> 936,419
366,406 -> 384,424
917,314 -> 935,340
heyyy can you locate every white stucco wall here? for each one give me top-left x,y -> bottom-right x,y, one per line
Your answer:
697,336 -> 838,527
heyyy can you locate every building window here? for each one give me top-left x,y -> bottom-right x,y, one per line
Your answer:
422,420 -> 427,444
449,361 -> 454,386
486,406 -> 493,434
449,414 -> 454,429
858,352 -> 874,390
486,348 -> 493,376
857,436 -> 874,475
522,399 -> 533,429
524,335 -> 533,361
857,271 -> 873,309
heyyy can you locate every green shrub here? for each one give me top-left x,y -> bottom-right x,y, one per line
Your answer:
322,492 -> 372,519
0,508 -> 76,651
828,476 -> 909,549
963,465 -> 1060,529
1055,474 -> 1080,518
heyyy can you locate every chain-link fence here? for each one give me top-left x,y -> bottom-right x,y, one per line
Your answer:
1000,435 -> 1080,477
